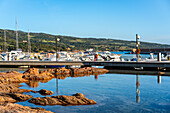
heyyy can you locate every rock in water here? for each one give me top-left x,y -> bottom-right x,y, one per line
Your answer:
38,89 -> 53,95
0,93 -> 33,102
29,93 -> 96,106
23,68 -> 39,75
73,93 -> 85,98
23,68 -> 52,80
22,67 -> 109,80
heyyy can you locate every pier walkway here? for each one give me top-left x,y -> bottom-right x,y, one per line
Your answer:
1,61 -> 170,69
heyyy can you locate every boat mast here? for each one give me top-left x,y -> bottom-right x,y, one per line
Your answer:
28,29 -> 31,53
4,30 -> 6,52
16,17 -> 18,50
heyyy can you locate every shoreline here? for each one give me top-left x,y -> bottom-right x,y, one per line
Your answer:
0,67 -> 108,112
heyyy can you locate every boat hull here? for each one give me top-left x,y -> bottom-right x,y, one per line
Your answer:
45,65 -> 65,68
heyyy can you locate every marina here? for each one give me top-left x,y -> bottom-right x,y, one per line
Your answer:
0,1 -> 170,112
1,23 -> 170,71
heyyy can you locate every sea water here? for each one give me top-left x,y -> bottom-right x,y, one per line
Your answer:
17,73 -> 170,113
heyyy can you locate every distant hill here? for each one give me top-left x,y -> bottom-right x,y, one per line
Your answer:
0,29 -> 170,52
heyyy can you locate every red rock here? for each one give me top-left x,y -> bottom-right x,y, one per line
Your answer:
23,68 -> 53,80
0,93 -> 33,102
23,68 -> 39,75
0,71 -> 27,84
29,93 -> 96,106
38,89 -> 53,95
0,96 -> 16,103
0,103 -> 53,113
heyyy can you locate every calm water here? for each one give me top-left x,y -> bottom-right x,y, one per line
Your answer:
17,73 -> 170,113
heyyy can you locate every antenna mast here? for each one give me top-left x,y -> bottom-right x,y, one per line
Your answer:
28,29 -> 31,53
4,30 -> 7,52
16,17 -> 18,50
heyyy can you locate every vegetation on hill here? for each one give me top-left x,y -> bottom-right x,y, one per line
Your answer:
0,29 -> 170,52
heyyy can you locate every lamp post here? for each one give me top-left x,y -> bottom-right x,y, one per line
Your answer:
56,38 -> 60,61
136,34 -> 140,62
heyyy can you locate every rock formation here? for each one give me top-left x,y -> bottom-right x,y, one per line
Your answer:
29,93 -> 96,106
22,67 -> 108,81
0,93 -> 33,102
23,68 -> 52,80
0,67 -> 107,112
38,89 -> 53,95
49,67 -> 109,75
0,103 -> 53,113
0,71 -> 27,84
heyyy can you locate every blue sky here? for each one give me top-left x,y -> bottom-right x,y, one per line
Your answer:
0,0 -> 170,44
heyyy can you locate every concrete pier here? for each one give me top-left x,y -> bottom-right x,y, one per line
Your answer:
1,61 -> 170,70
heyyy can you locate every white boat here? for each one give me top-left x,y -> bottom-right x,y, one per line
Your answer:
1,49 -> 26,61
99,51 -> 121,61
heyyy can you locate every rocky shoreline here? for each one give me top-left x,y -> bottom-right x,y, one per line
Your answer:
0,67 -> 109,112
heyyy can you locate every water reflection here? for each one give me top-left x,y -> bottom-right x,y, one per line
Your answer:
23,74 -> 103,88
136,74 -> 140,103
94,75 -> 98,80
56,78 -> 59,95
158,75 -> 161,84
135,74 -> 162,103
17,69 -> 170,113
25,79 -> 52,88
55,75 -> 99,96
21,69 -> 166,105
53,73 -> 164,103
25,80 -> 40,88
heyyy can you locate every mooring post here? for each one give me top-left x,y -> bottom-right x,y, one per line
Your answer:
157,52 -> 161,62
